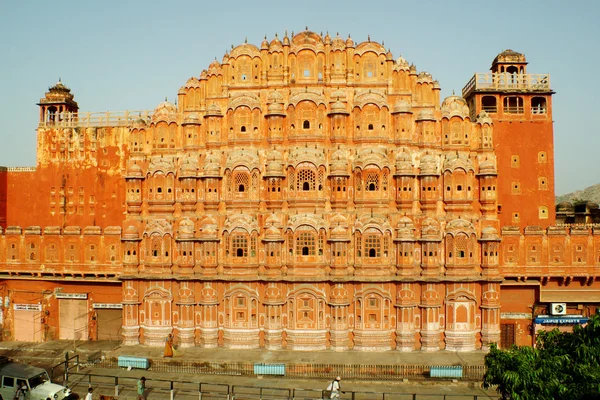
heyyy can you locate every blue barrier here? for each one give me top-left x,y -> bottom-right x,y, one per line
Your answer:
429,365 -> 463,378
117,356 -> 150,370
253,363 -> 286,376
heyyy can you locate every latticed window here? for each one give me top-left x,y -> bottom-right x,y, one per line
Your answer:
356,235 -> 362,257
251,171 -> 259,192
268,178 -> 281,192
296,168 -> 316,191
250,235 -> 257,257
365,234 -> 381,258
333,177 -> 347,192
232,234 -> 248,257
287,232 -> 294,255
383,236 -> 389,257
296,231 -> 316,256
365,172 -> 379,191
318,232 -> 324,255
382,171 -> 388,191
318,169 -> 324,191
455,234 -> 468,261
356,171 -> 362,191
233,172 -> 249,193
288,170 -> 295,190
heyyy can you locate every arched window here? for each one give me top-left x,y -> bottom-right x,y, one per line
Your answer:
231,232 -> 248,257
296,164 -> 316,192
233,170 -> 250,195
296,229 -> 316,256
364,230 -> 381,258
303,120 -> 310,129
365,170 -> 380,192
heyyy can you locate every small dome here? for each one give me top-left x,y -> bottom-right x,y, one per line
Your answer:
154,100 -> 176,114
209,59 -> 221,69
419,153 -> 438,175
270,34 -> 283,50
395,150 -> 413,175
323,32 -> 331,44
416,72 -> 433,84
202,152 -> 220,177
421,217 -> 441,239
477,111 -> 493,125
153,100 -> 177,123
123,225 -> 139,240
330,225 -> 350,241
180,157 -> 198,177
331,33 -> 345,50
392,99 -> 412,114
184,77 -> 201,89
478,157 -> 497,175
441,95 -> 470,119
493,49 -> 526,65
396,217 -> 415,241
345,35 -> 354,47
396,288 -> 416,305
415,108 -> 435,122
182,112 -> 200,125
261,36 -> 269,50
265,149 -> 284,177
264,225 -> 283,242
178,219 -> 195,239
394,56 -> 409,71
205,103 -> 222,117
126,163 -> 143,177
199,284 -> 218,304
480,226 -> 500,241
330,285 -> 349,305
265,285 -> 283,303
328,100 -> 349,115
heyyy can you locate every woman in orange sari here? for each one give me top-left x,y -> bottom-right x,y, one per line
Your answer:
164,333 -> 174,357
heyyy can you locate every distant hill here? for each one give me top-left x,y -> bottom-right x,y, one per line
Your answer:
556,183 -> 600,204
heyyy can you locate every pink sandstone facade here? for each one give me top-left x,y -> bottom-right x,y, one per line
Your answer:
0,31 -> 598,351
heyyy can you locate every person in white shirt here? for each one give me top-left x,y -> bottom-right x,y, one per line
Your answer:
85,387 -> 93,400
328,376 -> 342,398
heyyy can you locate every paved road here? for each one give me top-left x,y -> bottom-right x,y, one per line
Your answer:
64,367 -> 499,400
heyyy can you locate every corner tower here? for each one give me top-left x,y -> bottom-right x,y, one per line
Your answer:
37,79 -> 79,125
463,50 -> 555,228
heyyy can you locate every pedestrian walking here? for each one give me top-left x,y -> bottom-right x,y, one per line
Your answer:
84,387 -> 93,400
137,376 -> 146,400
326,376 -> 342,399
164,333 -> 174,358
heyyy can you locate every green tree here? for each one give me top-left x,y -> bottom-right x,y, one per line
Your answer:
483,315 -> 600,399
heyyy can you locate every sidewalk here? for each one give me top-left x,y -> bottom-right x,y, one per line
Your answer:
0,339 -> 488,367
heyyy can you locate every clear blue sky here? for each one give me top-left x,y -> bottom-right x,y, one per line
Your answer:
0,0 -> 597,196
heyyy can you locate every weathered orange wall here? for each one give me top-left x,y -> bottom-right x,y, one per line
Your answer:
500,285 -> 537,346
494,118 -> 555,228
6,126 -> 127,228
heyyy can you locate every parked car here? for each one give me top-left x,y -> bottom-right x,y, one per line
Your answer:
0,357 -> 76,400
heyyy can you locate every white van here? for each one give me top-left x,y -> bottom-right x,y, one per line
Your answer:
0,358 -> 75,400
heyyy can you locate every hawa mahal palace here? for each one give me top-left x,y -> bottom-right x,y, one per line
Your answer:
0,30 -> 597,351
